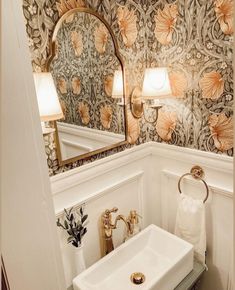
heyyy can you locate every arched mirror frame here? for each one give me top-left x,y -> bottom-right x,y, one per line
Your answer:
47,8 -> 128,166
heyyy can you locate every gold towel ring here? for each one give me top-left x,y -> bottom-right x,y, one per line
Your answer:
178,166 -> 209,203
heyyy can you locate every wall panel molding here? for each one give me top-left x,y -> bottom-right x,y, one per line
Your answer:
56,171 -> 144,217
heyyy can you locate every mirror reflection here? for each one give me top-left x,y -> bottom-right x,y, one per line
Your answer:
49,9 -> 126,164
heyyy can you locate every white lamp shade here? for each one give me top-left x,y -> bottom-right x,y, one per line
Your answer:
142,67 -> 172,99
33,72 -> 64,122
112,70 -> 124,98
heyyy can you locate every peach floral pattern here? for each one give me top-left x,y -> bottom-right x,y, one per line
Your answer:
215,0 -> 233,35
169,71 -> 187,98
155,4 -> 178,45
71,31 -> 83,57
22,0 -> 233,176
56,0 -> 86,17
127,112 -> 140,145
77,102 -> 90,125
199,71 -> 224,99
156,110 -> 177,142
209,113 -> 233,151
57,77 -> 67,94
104,75 -> 114,97
94,24 -> 108,54
72,77 -> 81,95
117,6 -> 137,47
100,105 -> 113,129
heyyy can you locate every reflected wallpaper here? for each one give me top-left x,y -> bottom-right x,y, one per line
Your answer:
51,12 -> 125,134
22,0 -> 233,176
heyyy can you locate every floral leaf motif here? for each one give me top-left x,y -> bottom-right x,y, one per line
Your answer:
94,24 -> 109,54
117,6 -> 137,48
155,4 -> 178,45
100,105 -> 112,129
215,0 -> 233,35
77,102 -> 90,125
169,71 -> 187,98
208,113 -> 233,152
127,111 -> 140,145
57,77 -> 67,94
156,110 -> 177,141
72,77 -> 81,95
71,31 -> 83,57
57,205 -> 88,248
199,71 -> 224,100
104,75 -> 114,96
56,0 -> 86,17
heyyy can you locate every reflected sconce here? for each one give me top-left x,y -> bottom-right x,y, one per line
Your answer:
112,70 -> 124,106
33,72 -> 64,135
131,67 -> 172,124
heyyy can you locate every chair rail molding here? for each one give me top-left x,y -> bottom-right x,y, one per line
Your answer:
51,142 -> 232,196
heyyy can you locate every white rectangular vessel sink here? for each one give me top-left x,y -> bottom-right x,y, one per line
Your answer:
73,224 -> 194,290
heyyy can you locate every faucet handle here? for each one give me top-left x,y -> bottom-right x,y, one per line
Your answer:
102,207 -> 118,231
103,207 -> 118,217
106,207 -> 118,214
128,210 -> 142,224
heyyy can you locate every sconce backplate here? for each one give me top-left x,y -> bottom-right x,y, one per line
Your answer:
130,87 -> 144,119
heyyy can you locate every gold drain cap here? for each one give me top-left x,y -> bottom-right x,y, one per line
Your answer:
130,272 -> 145,285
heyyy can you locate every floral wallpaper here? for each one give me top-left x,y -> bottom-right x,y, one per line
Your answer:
22,0 -> 233,176
50,11 -> 125,134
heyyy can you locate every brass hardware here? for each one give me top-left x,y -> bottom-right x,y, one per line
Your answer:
130,87 -> 144,119
101,208 -> 141,256
128,210 -> 139,225
115,214 -> 133,237
101,207 -> 118,255
143,104 -> 162,124
130,272 -> 145,285
127,210 -> 142,234
130,86 -> 162,124
178,165 -> 209,203
190,165 -> 205,179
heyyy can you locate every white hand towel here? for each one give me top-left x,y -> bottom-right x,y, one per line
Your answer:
174,193 -> 206,266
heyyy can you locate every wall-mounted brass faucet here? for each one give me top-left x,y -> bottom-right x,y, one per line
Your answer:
100,207 -> 140,256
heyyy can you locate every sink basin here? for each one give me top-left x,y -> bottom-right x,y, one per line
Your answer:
73,224 -> 193,290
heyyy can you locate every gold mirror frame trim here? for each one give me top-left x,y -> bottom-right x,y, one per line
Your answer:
47,8 -> 128,166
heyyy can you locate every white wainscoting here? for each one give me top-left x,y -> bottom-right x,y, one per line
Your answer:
50,142 -> 233,290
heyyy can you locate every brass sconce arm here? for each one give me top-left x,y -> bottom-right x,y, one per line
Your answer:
143,104 -> 162,124
130,86 -> 162,125
130,67 -> 172,125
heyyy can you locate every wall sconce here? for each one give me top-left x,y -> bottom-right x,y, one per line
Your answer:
112,70 -> 124,106
33,72 -> 64,135
131,67 -> 172,124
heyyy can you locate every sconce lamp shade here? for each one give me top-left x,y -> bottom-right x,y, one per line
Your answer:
33,72 -> 64,122
142,68 -> 172,100
112,70 -> 124,98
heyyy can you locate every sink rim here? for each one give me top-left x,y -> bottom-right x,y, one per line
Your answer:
73,224 -> 194,289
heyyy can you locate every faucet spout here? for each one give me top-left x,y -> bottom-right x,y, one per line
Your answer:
101,208 -> 139,256
114,214 -> 133,236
